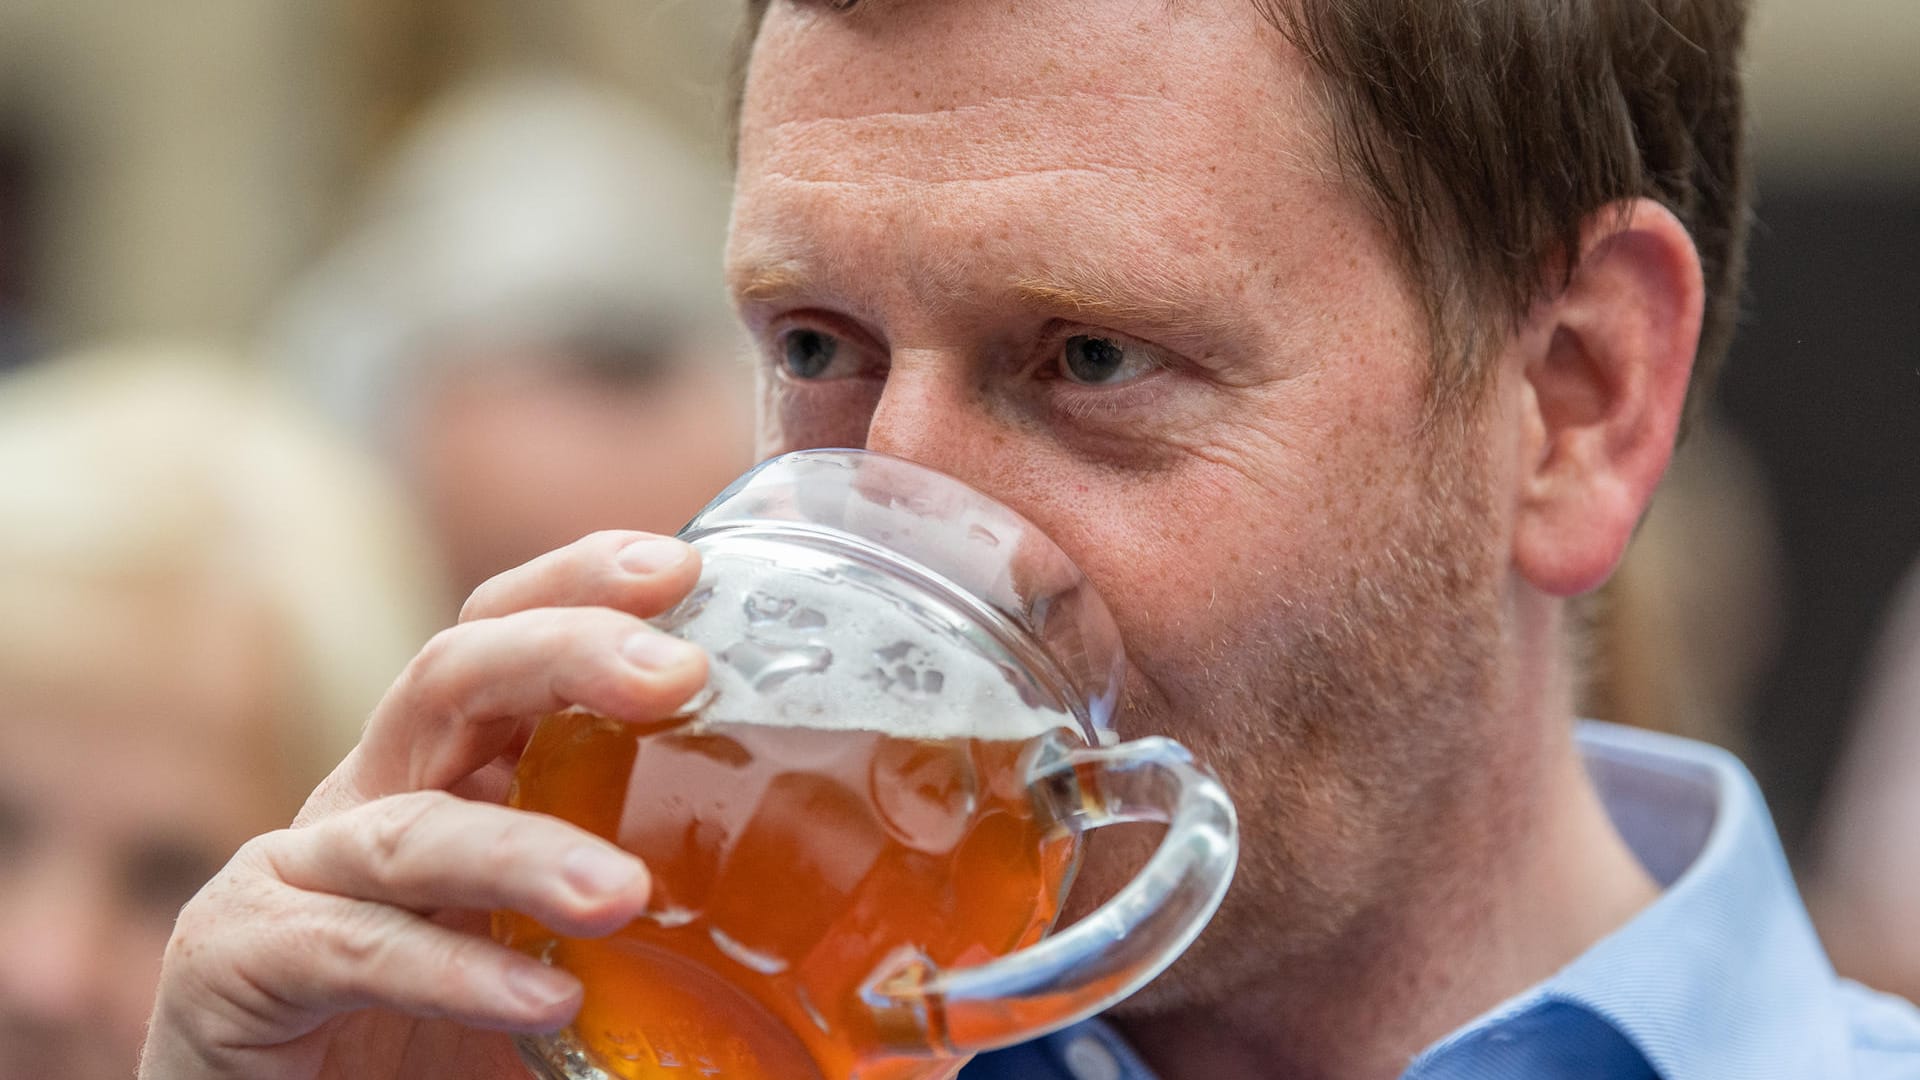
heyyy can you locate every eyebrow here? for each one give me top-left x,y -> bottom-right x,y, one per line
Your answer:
1012,263 -> 1240,344
730,262 -> 812,306
729,254 -> 1243,346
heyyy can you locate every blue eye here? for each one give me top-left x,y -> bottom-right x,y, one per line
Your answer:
781,328 -> 840,379
1061,334 -> 1160,386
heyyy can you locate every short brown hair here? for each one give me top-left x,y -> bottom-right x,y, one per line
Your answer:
738,0 -> 1752,421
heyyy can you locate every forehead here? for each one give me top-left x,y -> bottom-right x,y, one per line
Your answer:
746,0 -> 1298,106
743,0 -> 1308,152
732,0 -> 1348,292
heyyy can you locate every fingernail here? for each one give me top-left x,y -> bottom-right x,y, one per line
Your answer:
621,631 -> 701,671
507,963 -> 579,1011
563,845 -> 645,898
617,537 -> 690,575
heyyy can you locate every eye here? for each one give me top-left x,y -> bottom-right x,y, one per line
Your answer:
0,794 -> 28,865
780,327 -> 847,380
1059,334 -> 1163,386
122,839 -> 224,922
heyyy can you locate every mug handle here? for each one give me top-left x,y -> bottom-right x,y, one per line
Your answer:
859,735 -> 1238,1056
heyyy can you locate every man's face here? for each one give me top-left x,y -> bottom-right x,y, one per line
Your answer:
730,0 -> 1518,1001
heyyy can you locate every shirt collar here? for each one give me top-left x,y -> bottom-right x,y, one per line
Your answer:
985,723 -> 1846,1080
1409,721 -> 1849,1080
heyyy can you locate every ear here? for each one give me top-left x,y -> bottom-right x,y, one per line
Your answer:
1511,198 -> 1705,597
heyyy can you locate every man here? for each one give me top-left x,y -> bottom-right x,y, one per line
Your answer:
140,1 -> 1920,1078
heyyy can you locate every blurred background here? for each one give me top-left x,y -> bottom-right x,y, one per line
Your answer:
0,0 -> 1913,1069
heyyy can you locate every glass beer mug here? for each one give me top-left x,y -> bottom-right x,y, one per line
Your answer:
496,450 -> 1238,1080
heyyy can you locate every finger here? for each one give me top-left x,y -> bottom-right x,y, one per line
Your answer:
355,606 -> 708,796
274,791 -> 651,938
296,725 -> 523,827
461,529 -> 701,624
170,876 -> 588,1047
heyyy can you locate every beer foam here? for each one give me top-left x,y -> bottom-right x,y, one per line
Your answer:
660,546 -> 1071,742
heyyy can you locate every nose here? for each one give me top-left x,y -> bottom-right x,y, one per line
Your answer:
0,856 -> 110,1027
863,355 -> 1010,487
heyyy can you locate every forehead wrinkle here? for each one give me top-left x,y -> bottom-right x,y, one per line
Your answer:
758,166 -> 1147,190
761,89 -> 1195,127
751,102 -> 1327,198
750,89 -> 1219,188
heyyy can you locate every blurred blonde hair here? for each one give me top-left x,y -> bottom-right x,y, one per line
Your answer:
0,345 -> 445,792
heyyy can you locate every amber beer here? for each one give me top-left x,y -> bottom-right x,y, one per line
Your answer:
496,452 -> 1236,1078
496,708 -> 1079,1080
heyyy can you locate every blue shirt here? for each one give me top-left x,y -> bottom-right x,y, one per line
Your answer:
963,722 -> 1920,1079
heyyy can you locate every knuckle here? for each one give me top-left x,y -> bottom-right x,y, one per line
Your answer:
306,902 -> 399,1006
381,626 -> 480,738
161,863 -> 289,996
193,831 -> 290,910
476,817 -> 532,882
324,903 -> 390,971
332,909 -> 473,1020
522,606 -> 581,654
362,791 -> 453,887
230,829 -> 282,870
540,609 -> 640,683
430,930 -> 493,992
556,657 -> 651,718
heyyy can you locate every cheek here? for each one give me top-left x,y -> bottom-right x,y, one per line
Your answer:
1017,461 -> 1283,667
1043,418 -> 1446,690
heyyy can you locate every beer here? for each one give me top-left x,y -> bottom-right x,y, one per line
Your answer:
497,711 -> 1078,1079
492,451 -> 1239,1078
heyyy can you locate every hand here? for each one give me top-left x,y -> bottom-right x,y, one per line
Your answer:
139,531 -> 709,1080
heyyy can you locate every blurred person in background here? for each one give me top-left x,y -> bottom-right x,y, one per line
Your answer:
272,71 -> 753,605
1812,557 -> 1920,1004
0,346 -> 442,1080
